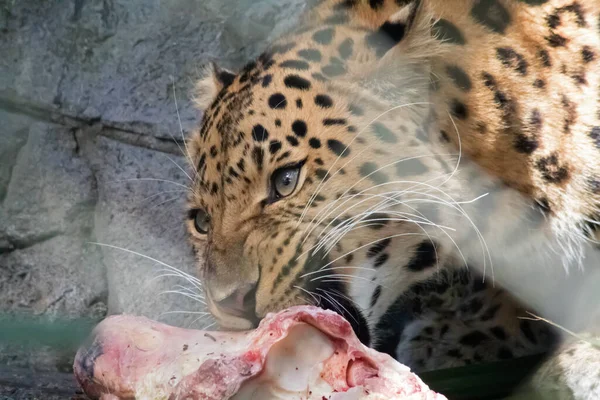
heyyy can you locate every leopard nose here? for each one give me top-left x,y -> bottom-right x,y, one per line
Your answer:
216,283 -> 258,321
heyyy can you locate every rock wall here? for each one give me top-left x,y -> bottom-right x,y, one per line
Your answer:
0,0 -> 306,371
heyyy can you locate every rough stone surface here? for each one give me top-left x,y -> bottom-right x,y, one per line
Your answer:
87,135 -> 205,328
0,0 -> 306,373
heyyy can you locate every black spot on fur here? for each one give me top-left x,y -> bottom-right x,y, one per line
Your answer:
490,326 -> 507,340
432,19 -> 466,45
369,0 -> 384,9
324,13 -> 349,25
324,118 -> 347,126
311,73 -> 328,82
546,33 -> 567,47
520,319 -> 538,344
334,0 -> 358,10
405,242 -> 437,271
360,162 -> 389,184
373,123 -> 398,143
296,98 -> 303,109
252,124 -> 269,142
547,3 -> 586,29
315,169 -> 328,180
374,253 -> 389,268
270,42 -> 296,54
269,140 -> 281,154
292,120 -> 307,137
338,38 -> 354,60
315,94 -> 333,108
284,75 -> 311,90
395,158 -> 428,177
309,138 -> 322,148
471,0 -> 511,34
280,60 -> 310,70
460,331 -> 489,347
268,93 -> 287,109
536,153 -> 570,184
262,74 -> 273,87
482,72 -> 496,88
514,134 -> 539,154
210,145 -> 218,158
451,99 -> 468,119
252,147 -> 264,170
275,119 -> 282,127
463,298 -> 484,314
327,139 -> 350,157
446,65 -> 472,91
286,135 -> 299,146
481,304 -> 501,321
313,28 -> 335,45
498,347 -> 513,359
298,48 -> 322,62
533,79 -> 545,88
582,46 -> 596,63
349,104 -> 364,116
537,49 -> 552,67
447,349 -> 463,358
366,21 -> 406,58
322,63 -> 346,77
370,285 -> 382,308
496,47 -> 528,75
518,0 -> 548,4
590,126 -> 600,148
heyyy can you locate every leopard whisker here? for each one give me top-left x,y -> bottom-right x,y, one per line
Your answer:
151,272 -> 204,295
310,153 -> 459,231
307,186 -> 453,255
149,195 -> 182,209
171,76 -> 197,177
153,269 -> 203,287
294,285 -> 321,307
301,155 -> 459,246
109,178 -> 191,190
142,189 -> 188,203
297,101 -> 432,229
159,290 -> 206,305
316,288 -> 359,325
301,266 -> 376,279
90,242 -> 205,288
310,273 -> 381,287
165,154 -> 194,183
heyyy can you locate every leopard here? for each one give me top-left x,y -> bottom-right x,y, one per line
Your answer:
185,0 -> 600,397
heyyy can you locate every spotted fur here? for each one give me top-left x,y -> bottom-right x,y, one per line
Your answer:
186,0 -> 600,381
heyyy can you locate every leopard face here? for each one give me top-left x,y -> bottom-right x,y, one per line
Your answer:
185,26 -> 456,338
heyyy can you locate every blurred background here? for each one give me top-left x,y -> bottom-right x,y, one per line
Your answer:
0,0 -> 309,382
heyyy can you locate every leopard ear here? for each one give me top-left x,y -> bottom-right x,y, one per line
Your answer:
193,62 -> 236,110
367,0 -> 424,59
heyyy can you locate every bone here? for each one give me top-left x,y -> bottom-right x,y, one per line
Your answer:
74,306 -> 446,400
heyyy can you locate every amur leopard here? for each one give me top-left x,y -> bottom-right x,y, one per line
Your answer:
185,0 -> 600,397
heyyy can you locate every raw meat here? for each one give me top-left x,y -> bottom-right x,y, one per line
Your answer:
73,306 -> 446,400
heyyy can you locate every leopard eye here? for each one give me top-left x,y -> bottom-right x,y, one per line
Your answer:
272,166 -> 300,199
192,209 -> 210,234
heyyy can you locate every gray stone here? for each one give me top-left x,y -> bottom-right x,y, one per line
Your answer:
0,0 -> 306,140
0,110 -> 33,202
0,235 -> 107,318
86,135 -> 211,328
1,122 -> 96,246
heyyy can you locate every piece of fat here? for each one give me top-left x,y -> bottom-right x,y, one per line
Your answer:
74,305 -> 446,400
